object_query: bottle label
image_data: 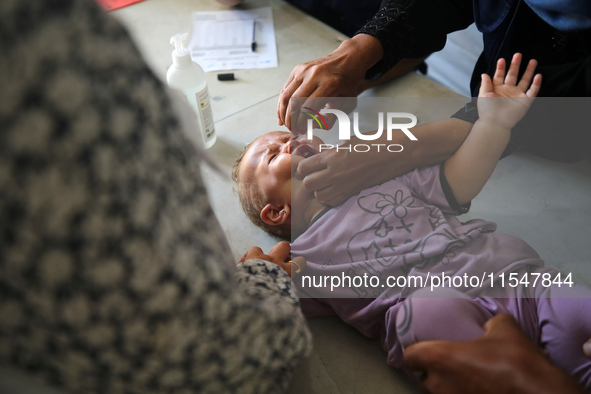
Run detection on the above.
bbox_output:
[195,88,215,141]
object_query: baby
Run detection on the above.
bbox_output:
[233,55,591,389]
[232,131,323,240]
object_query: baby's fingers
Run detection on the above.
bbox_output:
[504,53,522,86]
[517,59,538,91]
[526,73,542,98]
[479,73,494,96]
[584,339,591,357]
[492,57,506,85]
[238,246,264,264]
[268,241,291,261]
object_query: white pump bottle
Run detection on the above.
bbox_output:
[166,33,216,149]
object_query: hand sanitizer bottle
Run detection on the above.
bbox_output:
[167,33,216,149]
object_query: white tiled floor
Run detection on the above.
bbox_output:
[467,153,591,288]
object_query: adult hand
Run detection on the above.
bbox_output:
[277,34,383,133]
[403,314,584,394]
[295,143,403,206]
[238,241,306,277]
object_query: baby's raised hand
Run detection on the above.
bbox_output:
[477,53,542,130]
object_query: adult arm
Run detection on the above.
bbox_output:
[358,0,474,81]
[278,0,474,131]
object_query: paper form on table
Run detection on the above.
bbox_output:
[188,7,277,72]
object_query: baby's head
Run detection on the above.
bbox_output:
[232,131,320,240]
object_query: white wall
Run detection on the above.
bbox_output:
[424,23,483,97]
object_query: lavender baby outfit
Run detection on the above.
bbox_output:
[291,164,591,389]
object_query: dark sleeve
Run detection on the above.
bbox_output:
[356,0,475,80]
[452,99,479,124]
[439,164,471,214]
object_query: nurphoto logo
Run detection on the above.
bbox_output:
[305,108,419,153]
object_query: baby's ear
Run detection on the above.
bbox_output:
[261,204,290,226]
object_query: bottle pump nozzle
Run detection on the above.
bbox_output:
[171,33,189,55]
[170,33,191,67]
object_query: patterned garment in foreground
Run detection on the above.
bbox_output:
[0,1,311,393]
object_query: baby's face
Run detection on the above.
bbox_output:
[238,130,321,220]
